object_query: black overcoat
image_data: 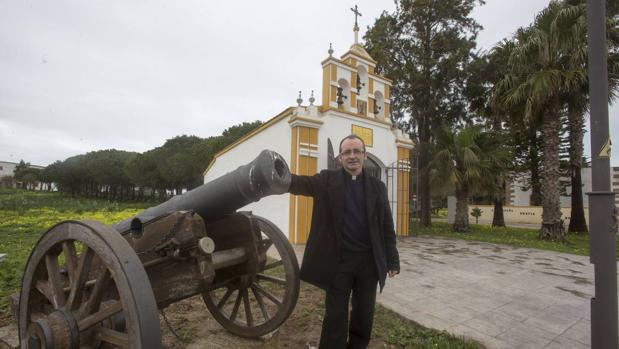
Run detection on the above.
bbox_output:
[289,169,400,292]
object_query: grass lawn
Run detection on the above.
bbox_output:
[0,189,150,326]
[412,221,619,258]
[0,189,484,348]
[372,304,482,348]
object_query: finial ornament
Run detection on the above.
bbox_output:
[351,5,362,43]
[328,43,334,56]
[351,5,362,29]
[309,90,315,106]
[296,91,303,106]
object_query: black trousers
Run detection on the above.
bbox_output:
[319,251,378,349]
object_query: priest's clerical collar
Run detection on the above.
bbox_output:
[343,169,364,181]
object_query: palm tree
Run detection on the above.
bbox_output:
[484,40,518,227]
[495,1,585,240]
[428,125,509,232]
[553,0,619,233]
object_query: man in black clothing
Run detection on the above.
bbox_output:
[288,135,400,349]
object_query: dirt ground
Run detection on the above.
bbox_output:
[159,282,389,349]
[1,282,392,349]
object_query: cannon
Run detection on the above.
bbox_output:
[16,150,299,348]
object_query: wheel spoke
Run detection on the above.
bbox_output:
[263,260,283,270]
[35,281,53,304]
[251,285,270,321]
[45,254,66,309]
[260,238,273,252]
[62,241,78,285]
[65,246,94,310]
[252,283,282,306]
[84,267,111,315]
[229,291,242,322]
[95,327,129,348]
[216,288,233,311]
[256,273,286,286]
[78,300,122,331]
[242,288,253,327]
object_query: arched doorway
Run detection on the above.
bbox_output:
[363,153,382,180]
[329,153,383,180]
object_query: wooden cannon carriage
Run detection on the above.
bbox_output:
[16,150,299,348]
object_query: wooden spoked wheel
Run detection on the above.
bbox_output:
[18,220,161,349]
[202,215,300,338]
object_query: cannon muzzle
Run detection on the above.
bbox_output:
[113,149,291,234]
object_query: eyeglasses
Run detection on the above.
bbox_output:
[340,149,365,157]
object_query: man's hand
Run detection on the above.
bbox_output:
[388,270,399,278]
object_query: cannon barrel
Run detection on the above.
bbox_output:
[113,149,291,234]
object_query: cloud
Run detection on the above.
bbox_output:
[1,0,617,167]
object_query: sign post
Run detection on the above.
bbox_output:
[586,1,618,347]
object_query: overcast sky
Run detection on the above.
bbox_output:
[1,0,617,167]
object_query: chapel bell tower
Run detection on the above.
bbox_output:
[320,5,392,122]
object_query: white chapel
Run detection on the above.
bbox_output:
[203,16,414,244]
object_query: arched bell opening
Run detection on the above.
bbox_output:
[337,79,351,111]
[374,91,385,119]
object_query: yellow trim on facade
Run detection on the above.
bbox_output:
[289,127,298,241]
[330,64,337,81]
[323,56,368,71]
[396,147,411,236]
[368,78,374,94]
[288,115,324,126]
[321,56,392,84]
[385,85,390,100]
[322,66,330,108]
[368,71,393,84]
[289,126,318,244]
[289,126,298,243]
[368,98,375,117]
[321,106,393,127]
[203,107,294,177]
[309,127,318,145]
[351,125,373,147]
[341,51,378,64]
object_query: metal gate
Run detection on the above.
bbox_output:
[384,151,419,235]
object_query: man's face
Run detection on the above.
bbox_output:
[339,138,367,176]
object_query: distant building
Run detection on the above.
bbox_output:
[0,161,18,178]
[507,167,619,210]
[0,160,45,189]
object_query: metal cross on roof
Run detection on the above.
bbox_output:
[351,5,362,27]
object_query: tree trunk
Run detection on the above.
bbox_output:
[539,100,566,240]
[492,116,506,227]
[567,102,588,233]
[492,178,506,227]
[453,185,469,232]
[418,136,432,227]
[529,128,543,206]
[569,168,588,233]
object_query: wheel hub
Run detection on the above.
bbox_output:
[239,274,254,289]
[26,309,79,349]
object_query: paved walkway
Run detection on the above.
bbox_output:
[295,236,604,349]
[378,236,600,348]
